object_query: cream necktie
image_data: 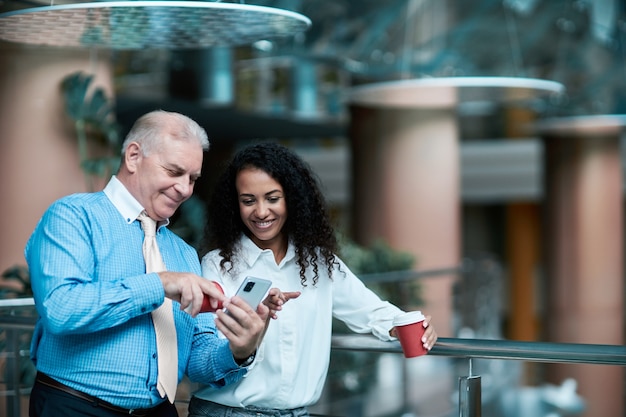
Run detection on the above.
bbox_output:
[138,212,178,403]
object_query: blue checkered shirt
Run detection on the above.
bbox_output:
[25,177,246,409]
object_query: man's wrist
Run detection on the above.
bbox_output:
[234,350,256,367]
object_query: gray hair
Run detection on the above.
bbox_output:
[121,110,210,156]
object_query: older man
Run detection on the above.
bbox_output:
[26,110,267,417]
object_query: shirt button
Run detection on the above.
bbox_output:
[141,307,147,313]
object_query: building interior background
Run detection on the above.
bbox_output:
[0,0,625,416]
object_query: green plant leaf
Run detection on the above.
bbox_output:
[61,71,122,189]
[61,72,93,120]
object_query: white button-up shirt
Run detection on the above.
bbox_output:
[195,235,403,409]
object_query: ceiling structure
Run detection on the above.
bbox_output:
[246,0,626,116]
[1,0,625,206]
[0,1,312,49]
[132,0,625,139]
[1,0,625,138]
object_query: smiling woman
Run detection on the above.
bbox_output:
[235,167,288,264]
[194,141,437,417]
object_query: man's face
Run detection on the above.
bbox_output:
[133,138,203,221]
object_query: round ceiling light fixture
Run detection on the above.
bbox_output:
[0,1,311,50]
[348,77,565,109]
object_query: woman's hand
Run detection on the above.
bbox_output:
[390,314,438,351]
[263,288,301,319]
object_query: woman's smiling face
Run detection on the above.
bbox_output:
[236,167,288,251]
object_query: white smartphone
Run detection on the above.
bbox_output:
[224,276,272,315]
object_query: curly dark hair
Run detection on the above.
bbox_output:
[201,142,341,286]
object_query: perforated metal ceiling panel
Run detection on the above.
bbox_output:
[0,1,311,49]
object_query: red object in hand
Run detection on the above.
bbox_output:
[392,311,428,358]
[200,281,225,312]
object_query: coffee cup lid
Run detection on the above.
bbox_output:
[392,310,425,326]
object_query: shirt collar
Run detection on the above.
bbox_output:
[239,234,295,267]
[103,176,170,228]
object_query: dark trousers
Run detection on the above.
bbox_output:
[29,374,178,417]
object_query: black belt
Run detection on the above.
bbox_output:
[190,398,309,417]
[35,372,164,417]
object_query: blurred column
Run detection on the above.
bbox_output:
[504,107,542,386]
[169,47,233,105]
[348,77,562,337]
[290,57,318,118]
[0,42,113,273]
[199,46,233,106]
[349,103,459,336]
[537,115,625,417]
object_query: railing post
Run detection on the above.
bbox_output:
[458,358,481,417]
[6,326,20,417]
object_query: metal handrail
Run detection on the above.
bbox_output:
[331,334,625,417]
[331,334,626,366]
[358,265,463,284]
[0,298,34,307]
[3,297,626,417]
[7,297,619,366]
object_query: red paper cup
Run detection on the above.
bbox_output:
[393,311,427,358]
[200,281,225,313]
